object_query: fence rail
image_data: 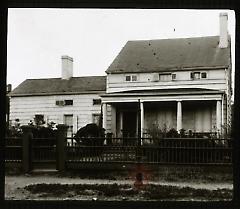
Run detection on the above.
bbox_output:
[5,133,233,173]
[5,137,22,162]
[66,137,232,165]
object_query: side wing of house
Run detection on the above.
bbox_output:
[8,75,106,137]
[9,94,102,136]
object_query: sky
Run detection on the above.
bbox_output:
[7,9,235,90]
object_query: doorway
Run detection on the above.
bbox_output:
[122,111,137,137]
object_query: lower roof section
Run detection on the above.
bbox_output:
[101,88,224,103]
[9,76,106,97]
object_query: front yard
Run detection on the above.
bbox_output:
[5,168,233,201]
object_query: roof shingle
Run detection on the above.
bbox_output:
[9,76,106,96]
[106,36,231,74]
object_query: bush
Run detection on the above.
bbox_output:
[74,123,105,145]
[166,128,179,138]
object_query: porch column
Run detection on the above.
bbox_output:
[216,100,222,132]
[140,102,144,138]
[177,101,182,132]
[111,105,116,137]
[119,111,123,136]
[102,103,107,131]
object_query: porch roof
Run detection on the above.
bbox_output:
[101,88,224,97]
[101,88,224,103]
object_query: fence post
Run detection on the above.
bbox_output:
[56,124,68,172]
[21,125,33,173]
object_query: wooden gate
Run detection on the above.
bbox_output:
[31,137,57,170]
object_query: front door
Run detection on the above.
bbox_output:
[122,111,137,137]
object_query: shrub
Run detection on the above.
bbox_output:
[166,128,179,138]
[74,123,105,146]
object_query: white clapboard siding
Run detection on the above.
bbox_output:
[9,94,102,133]
[107,69,228,93]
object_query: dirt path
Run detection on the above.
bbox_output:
[5,174,233,200]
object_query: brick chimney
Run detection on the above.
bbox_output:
[219,12,228,48]
[6,84,12,93]
[61,55,73,80]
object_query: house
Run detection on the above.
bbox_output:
[101,12,232,138]
[9,13,232,139]
[8,56,106,137]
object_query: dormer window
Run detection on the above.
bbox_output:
[125,75,138,82]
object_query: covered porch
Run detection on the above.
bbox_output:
[101,89,226,138]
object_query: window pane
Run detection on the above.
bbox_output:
[160,74,171,81]
[93,114,101,126]
[64,115,73,137]
[65,100,73,105]
[34,114,44,125]
[172,74,176,80]
[126,76,131,81]
[132,75,137,81]
[190,72,194,79]
[194,72,200,79]
[93,99,101,105]
[201,72,207,78]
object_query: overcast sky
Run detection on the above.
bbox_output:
[7,9,235,90]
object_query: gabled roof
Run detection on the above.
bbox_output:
[106,36,231,74]
[9,76,106,97]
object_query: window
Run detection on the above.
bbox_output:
[190,72,201,80]
[201,72,207,79]
[65,100,73,106]
[125,75,138,82]
[56,100,65,106]
[64,114,73,137]
[56,100,73,106]
[159,73,172,81]
[132,75,137,81]
[92,114,101,126]
[34,114,45,125]
[191,72,207,80]
[125,75,131,81]
[93,99,101,105]
[172,73,177,80]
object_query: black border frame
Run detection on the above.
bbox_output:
[1,1,239,209]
